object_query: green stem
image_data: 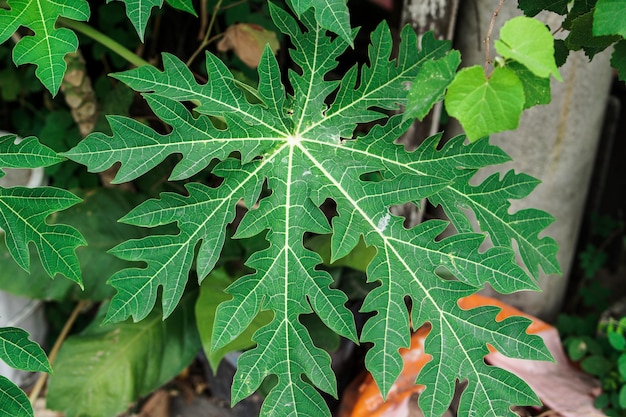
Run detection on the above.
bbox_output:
[58,18,151,68]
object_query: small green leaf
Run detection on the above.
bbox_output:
[593,0,626,37]
[46,292,201,417]
[0,327,50,373]
[618,353,626,378]
[611,40,626,82]
[196,268,272,372]
[0,376,33,417]
[495,16,562,80]
[567,336,590,361]
[517,0,570,16]
[445,65,525,141]
[581,355,613,376]
[620,384,626,408]
[0,0,90,95]
[609,330,626,351]
[596,392,610,408]
[506,61,551,109]
[403,50,460,121]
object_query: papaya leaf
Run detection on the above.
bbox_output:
[0,327,50,373]
[65,6,556,416]
[0,376,33,417]
[0,0,90,95]
[445,65,525,141]
[110,0,161,41]
[404,49,460,121]
[0,135,85,284]
[46,292,201,417]
[0,188,158,301]
[286,0,351,46]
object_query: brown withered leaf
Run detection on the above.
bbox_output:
[217,23,279,68]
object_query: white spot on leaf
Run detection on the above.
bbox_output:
[377,212,391,232]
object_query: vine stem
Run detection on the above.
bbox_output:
[187,0,224,66]
[58,18,151,68]
[28,301,89,405]
[485,0,506,70]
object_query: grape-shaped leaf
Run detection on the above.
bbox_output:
[65,6,555,416]
[593,0,626,37]
[0,135,85,284]
[0,327,51,373]
[506,61,551,109]
[445,65,525,141]
[0,0,90,95]
[495,16,562,80]
[612,39,626,81]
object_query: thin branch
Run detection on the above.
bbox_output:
[29,301,89,404]
[485,0,506,70]
[187,0,224,66]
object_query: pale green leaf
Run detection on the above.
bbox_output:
[109,0,162,40]
[46,292,200,417]
[404,49,460,121]
[0,188,157,301]
[0,376,33,417]
[495,16,562,80]
[64,6,557,416]
[0,327,50,373]
[0,0,90,95]
[593,0,626,37]
[196,268,272,371]
[286,0,352,46]
[445,65,525,141]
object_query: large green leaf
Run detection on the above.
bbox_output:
[0,376,33,417]
[46,292,201,417]
[0,327,50,373]
[0,0,90,95]
[0,188,158,301]
[0,135,85,284]
[593,0,626,37]
[65,6,556,416]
